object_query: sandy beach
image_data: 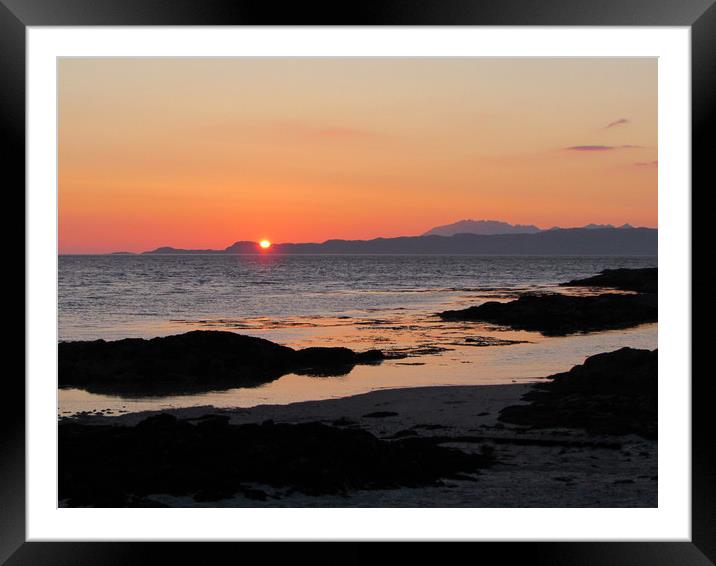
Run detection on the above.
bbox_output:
[65,382,657,508]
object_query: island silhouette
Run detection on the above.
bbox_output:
[135,226,656,256]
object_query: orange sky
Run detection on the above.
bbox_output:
[58,58,657,253]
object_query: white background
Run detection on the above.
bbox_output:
[26,27,691,541]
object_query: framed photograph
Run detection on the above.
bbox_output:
[5,0,709,563]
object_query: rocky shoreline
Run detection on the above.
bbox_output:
[439,267,657,335]
[59,413,494,507]
[59,347,657,508]
[499,347,657,439]
[560,267,657,294]
[57,267,659,507]
[439,292,656,335]
[59,330,384,396]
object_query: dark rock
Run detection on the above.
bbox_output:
[412,424,448,431]
[59,415,493,507]
[136,413,180,431]
[187,413,229,422]
[401,433,620,449]
[384,346,452,359]
[439,293,656,336]
[499,348,657,438]
[560,267,657,294]
[461,336,529,346]
[362,411,399,418]
[386,429,419,439]
[59,330,384,396]
[293,347,383,366]
[292,347,383,377]
[242,488,269,501]
[331,417,357,427]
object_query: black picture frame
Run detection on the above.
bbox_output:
[4,1,708,563]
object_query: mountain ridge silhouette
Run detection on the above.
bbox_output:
[139,227,657,256]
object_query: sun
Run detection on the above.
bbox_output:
[259,239,272,250]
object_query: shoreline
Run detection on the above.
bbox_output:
[62,382,656,508]
[70,382,534,426]
[57,267,659,508]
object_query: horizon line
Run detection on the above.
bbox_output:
[59,225,659,256]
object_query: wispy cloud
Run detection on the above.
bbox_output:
[634,160,658,167]
[564,144,642,152]
[605,118,630,129]
[565,145,615,152]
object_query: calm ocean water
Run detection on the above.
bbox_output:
[58,255,658,415]
[59,255,656,341]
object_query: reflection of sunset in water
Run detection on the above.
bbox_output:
[59,312,656,416]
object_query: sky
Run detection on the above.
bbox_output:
[58,58,657,253]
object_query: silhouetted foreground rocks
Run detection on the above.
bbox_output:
[439,292,656,336]
[560,267,657,293]
[59,330,384,396]
[439,267,657,335]
[499,348,657,438]
[59,414,494,506]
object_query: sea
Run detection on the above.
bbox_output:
[58,255,658,416]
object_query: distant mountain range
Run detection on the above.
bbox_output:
[567,223,635,231]
[140,226,657,256]
[423,219,541,237]
[423,219,637,237]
